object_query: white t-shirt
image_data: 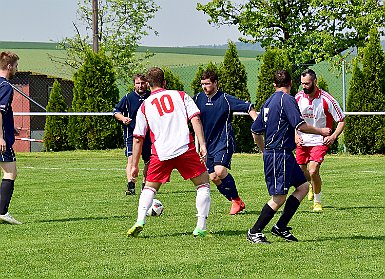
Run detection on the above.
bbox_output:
[295,88,345,146]
[134,88,200,161]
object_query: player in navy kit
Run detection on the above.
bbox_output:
[113,74,151,195]
[246,70,331,244]
[0,51,22,225]
[194,70,257,215]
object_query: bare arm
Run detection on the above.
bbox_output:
[131,137,144,179]
[252,133,265,152]
[248,108,258,121]
[0,113,5,153]
[297,123,331,137]
[190,115,207,161]
[324,120,346,146]
[114,112,131,125]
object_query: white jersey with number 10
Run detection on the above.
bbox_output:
[134,88,200,161]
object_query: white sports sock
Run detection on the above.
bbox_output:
[196,183,211,230]
[137,186,156,224]
[314,192,322,203]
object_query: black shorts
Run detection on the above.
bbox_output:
[0,147,16,162]
[263,149,306,195]
[124,133,151,162]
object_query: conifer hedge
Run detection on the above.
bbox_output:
[68,50,122,150]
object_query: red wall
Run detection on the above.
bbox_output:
[12,84,31,152]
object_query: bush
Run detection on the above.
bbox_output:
[345,29,385,154]
[68,50,122,150]
[43,80,70,151]
[255,48,291,110]
[220,41,254,153]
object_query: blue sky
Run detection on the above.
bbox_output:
[2,0,243,47]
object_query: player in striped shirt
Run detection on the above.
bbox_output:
[295,69,345,212]
[127,67,211,238]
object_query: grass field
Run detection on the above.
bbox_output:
[0,151,384,278]
[1,41,350,104]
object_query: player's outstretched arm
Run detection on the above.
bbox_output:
[131,137,144,179]
[190,116,207,161]
[252,133,265,152]
[298,123,331,137]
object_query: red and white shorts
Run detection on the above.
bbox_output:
[295,145,329,165]
[146,146,207,183]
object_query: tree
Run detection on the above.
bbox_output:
[255,48,291,110]
[56,0,159,89]
[197,0,385,65]
[68,50,122,150]
[220,41,254,152]
[43,80,70,151]
[190,62,221,94]
[345,28,385,154]
[163,67,184,91]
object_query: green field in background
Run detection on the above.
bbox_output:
[1,41,349,104]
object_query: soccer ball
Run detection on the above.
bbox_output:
[146,199,164,216]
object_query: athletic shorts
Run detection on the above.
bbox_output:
[295,145,329,165]
[263,149,307,196]
[146,146,207,183]
[125,133,151,162]
[206,149,233,174]
[0,147,16,162]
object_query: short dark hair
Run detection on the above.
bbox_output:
[301,68,317,81]
[132,73,146,83]
[146,67,164,87]
[274,70,291,87]
[0,51,19,70]
[201,70,218,83]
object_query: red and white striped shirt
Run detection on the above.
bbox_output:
[134,88,200,161]
[295,88,345,146]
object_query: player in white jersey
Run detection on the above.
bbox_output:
[127,67,211,237]
[295,69,345,212]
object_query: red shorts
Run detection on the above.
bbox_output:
[146,147,207,183]
[295,145,329,165]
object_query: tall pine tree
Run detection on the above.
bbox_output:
[255,48,291,111]
[220,41,254,153]
[345,28,385,154]
[344,29,385,154]
[68,50,122,150]
[43,80,69,151]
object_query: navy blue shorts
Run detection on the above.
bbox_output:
[263,149,306,196]
[124,133,151,162]
[206,149,233,174]
[0,147,16,162]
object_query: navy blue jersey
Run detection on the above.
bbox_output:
[0,78,15,146]
[193,90,253,154]
[251,91,305,151]
[113,90,151,138]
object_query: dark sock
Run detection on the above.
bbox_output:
[127,181,135,190]
[250,203,276,233]
[0,179,15,215]
[216,183,232,201]
[221,173,239,200]
[276,195,300,229]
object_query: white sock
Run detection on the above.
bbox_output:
[196,183,211,230]
[137,186,156,224]
[314,192,322,203]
